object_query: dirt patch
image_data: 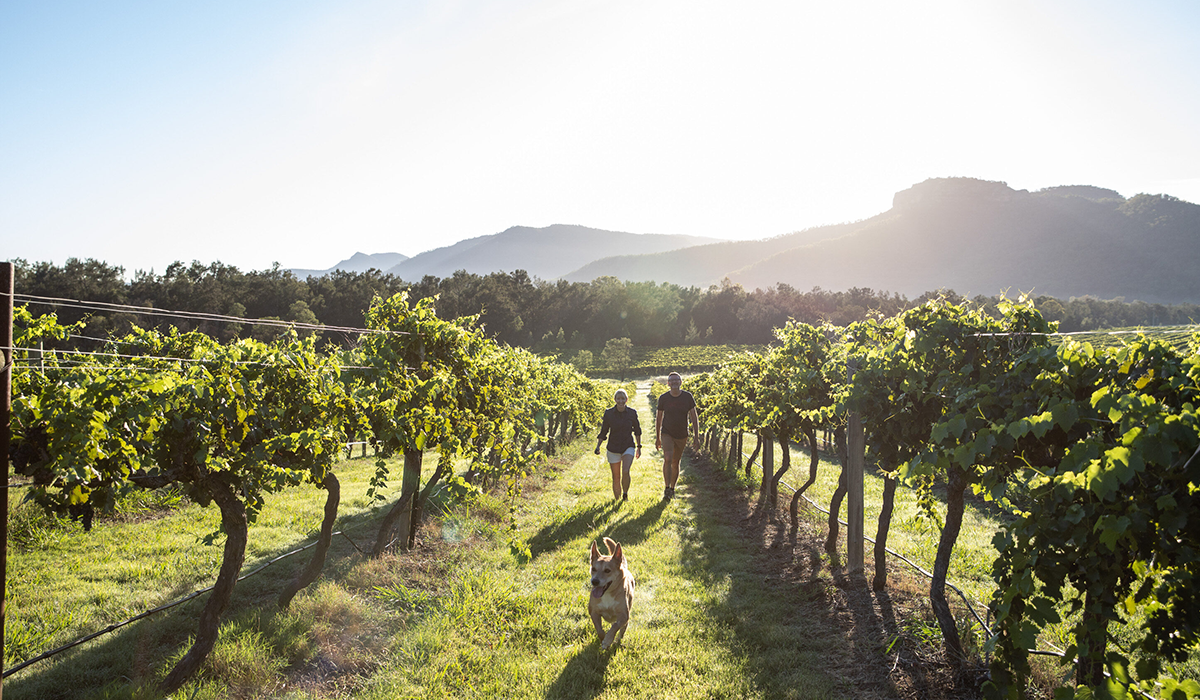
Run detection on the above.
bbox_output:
[686,448,985,700]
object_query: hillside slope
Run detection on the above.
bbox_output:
[292,252,409,278]
[387,224,722,281]
[566,178,1200,303]
[729,179,1200,302]
[562,221,866,286]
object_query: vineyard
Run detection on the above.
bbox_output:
[2,285,614,695]
[581,343,764,378]
[4,276,1200,698]
[1050,325,1199,353]
[685,296,1200,699]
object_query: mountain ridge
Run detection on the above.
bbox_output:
[295,178,1200,304]
[292,252,409,278]
[383,224,723,281]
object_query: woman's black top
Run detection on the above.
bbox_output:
[597,406,642,454]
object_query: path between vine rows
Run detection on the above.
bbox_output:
[298,381,978,698]
[678,447,974,699]
[494,378,975,699]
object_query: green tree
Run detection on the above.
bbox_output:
[601,337,634,379]
[573,349,594,372]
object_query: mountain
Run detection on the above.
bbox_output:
[726,178,1200,303]
[561,222,864,286]
[292,252,409,278]
[296,178,1200,304]
[384,224,722,281]
[564,178,1200,304]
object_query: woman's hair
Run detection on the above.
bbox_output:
[614,389,628,402]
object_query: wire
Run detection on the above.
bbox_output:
[974,326,1200,338]
[3,345,391,372]
[1,531,354,679]
[775,476,994,636]
[13,293,409,336]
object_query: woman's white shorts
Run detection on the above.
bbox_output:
[606,446,636,464]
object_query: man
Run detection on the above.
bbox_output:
[654,372,698,500]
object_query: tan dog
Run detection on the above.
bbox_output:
[589,536,635,650]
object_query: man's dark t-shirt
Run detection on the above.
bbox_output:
[657,390,696,439]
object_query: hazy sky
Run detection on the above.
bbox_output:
[3,0,1198,274]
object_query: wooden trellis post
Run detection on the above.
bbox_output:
[846,362,865,575]
[2,261,13,699]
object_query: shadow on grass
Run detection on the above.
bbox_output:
[527,499,624,560]
[543,642,613,700]
[3,500,394,700]
[678,449,901,700]
[603,498,669,549]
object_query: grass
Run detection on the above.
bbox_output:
[5,454,412,699]
[9,405,1196,698]
[355,382,842,699]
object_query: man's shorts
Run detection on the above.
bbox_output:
[661,435,689,461]
[606,446,637,465]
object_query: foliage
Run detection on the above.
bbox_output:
[601,337,633,380]
[5,291,606,690]
[688,296,1200,697]
[571,349,593,372]
[985,334,1200,698]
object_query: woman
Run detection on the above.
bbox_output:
[594,388,642,500]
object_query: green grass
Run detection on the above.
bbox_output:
[5,455,411,699]
[356,382,841,699]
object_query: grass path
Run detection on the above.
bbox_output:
[358,382,862,699]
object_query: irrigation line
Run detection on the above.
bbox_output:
[3,531,351,678]
[774,477,993,636]
[726,438,994,631]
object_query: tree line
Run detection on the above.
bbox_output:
[13,258,1200,352]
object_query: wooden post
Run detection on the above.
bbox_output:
[760,431,774,495]
[1,261,13,698]
[846,362,865,575]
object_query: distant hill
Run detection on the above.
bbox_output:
[384,224,722,281]
[726,178,1200,303]
[296,178,1200,304]
[564,178,1200,304]
[561,222,864,286]
[292,252,408,278]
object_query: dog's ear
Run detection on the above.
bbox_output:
[591,540,600,560]
[613,543,624,564]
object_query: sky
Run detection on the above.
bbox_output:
[3,0,1199,274]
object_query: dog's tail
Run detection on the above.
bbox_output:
[603,536,618,556]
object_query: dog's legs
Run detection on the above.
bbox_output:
[591,609,606,643]
[601,613,628,650]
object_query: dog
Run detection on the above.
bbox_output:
[589,536,635,650]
